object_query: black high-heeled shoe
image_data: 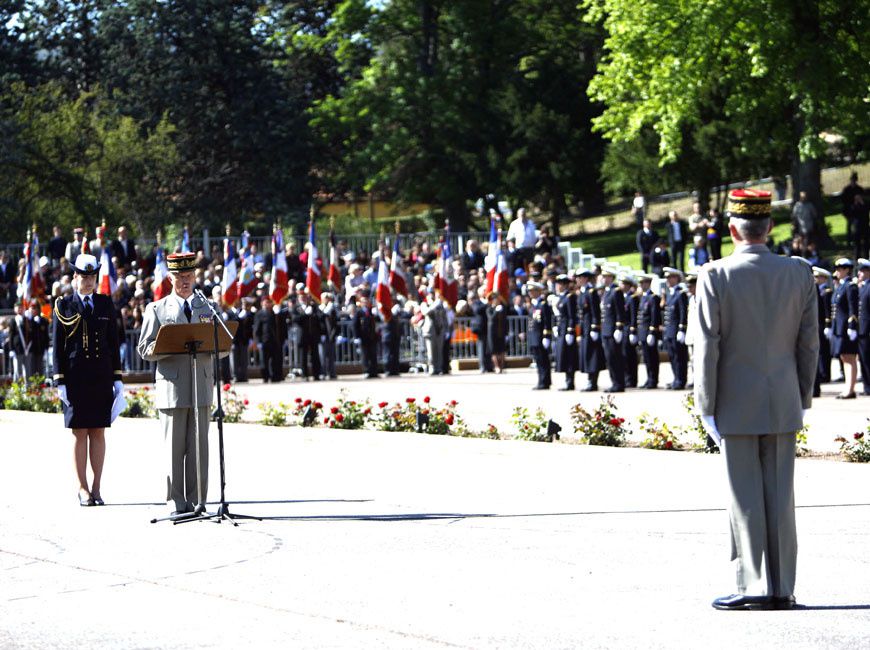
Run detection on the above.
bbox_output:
[92,496,105,506]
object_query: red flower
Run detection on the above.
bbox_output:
[295,397,302,403]
[609,418,620,426]
[449,400,458,406]
[243,399,249,406]
[330,406,339,414]
[665,440,673,450]
[303,399,312,406]
[142,386,150,391]
[314,401,323,409]
[378,401,388,408]
[223,383,231,391]
[423,396,431,403]
[445,414,454,425]
[335,413,344,422]
[364,408,371,415]
[854,432,864,440]
[617,418,625,425]
[323,417,329,424]
[406,397,416,404]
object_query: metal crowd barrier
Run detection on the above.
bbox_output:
[0,315,530,380]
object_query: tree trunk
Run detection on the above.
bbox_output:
[791,155,829,244]
[443,199,470,232]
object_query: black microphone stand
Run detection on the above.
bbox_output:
[174,290,261,526]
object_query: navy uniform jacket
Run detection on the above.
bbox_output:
[831,281,859,336]
[600,284,626,337]
[470,300,488,339]
[527,298,552,349]
[857,282,869,337]
[637,290,662,340]
[353,307,378,344]
[52,293,122,428]
[554,291,579,372]
[818,283,833,332]
[624,291,640,337]
[253,308,287,345]
[663,287,688,339]
[293,304,323,345]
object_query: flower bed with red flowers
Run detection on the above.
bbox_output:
[121,385,156,418]
[570,396,628,447]
[323,390,371,429]
[221,383,249,423]
[1,375,61,413]
[835,420,870,462]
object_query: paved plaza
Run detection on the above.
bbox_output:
[2,368,870,649]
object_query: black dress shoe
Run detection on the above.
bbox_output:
[711,594,772,610]
[581,385,597,392]
[771,595,796,610]
[836,392,856,399]
[604,387,625,393]
[558,385,574,391]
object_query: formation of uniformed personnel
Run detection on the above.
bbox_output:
[830,257,860,399]
[636,273,662,388]
[576,269,605,391]
[662,267,689,390]
[553,274,579,390]
[527,281,552,390]
[620,275,640,389]
[137,251,226,516]
[857,258,870,396]
[53,254,123,507]
[599,268,626,393]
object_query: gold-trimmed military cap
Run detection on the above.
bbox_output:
[166,252,198,272]
[726,189,772,220]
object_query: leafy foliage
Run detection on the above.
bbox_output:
[1,376,61,413]
[511,406,554,443]
[570,396,627,447]
[121,386,156,418]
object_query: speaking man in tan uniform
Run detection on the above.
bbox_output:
[138,252,219,516]
[694,189,818,611]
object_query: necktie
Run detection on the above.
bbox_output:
[183,300,192,322]
[84,296,92,316]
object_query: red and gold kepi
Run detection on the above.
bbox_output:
[726,189,772,220]
[166,252,198,273]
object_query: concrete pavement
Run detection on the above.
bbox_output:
[1,370,870,649]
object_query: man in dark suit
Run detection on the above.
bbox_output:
[110,226,137,270]
[527,282,552,390]
[47,226,67,264]
[293,289,322,381]
[553,275,579,390]
[620,275,640,388]
[812,267,833,395]
[25,302,50,378]
[600,268,626,392]
[353,295,379,378]
[576,269,605,391]
[0,250,17,309]
[231,298,254,382]
[253,295,286,382]
[635,219,659,274]
[470,288,493,372]
[666,211,690,271]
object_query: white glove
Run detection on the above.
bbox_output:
[823,327,831,338]
[320,335,327,343]
[590,331,599,341]
[336,335,347,345]
[57,385,69,406]
[848,329,857,341]
[700,414,721,446]
[542,337,550,349]
[629,334,637,345]
[565,334,575,345]
[613,330,623,344]
[677,331,685,344]
[353,338,361,346]
[272,305,281,314]
[113,380,124,398]
[304,306,313,315]
[646,334,655,346]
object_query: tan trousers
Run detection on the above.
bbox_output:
[722,433,797,597]
[160,407,210,512]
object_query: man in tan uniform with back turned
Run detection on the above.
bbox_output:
[694,189,818,611]
[138,252,218,517]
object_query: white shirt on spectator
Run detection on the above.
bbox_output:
[507,216,537,249]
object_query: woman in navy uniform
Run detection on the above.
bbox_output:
[662,267,689,389]
[527,282,552,390]
[553,275,579,390]
[52,254,123,506]
[636,274,662,388]
[576,269,605,391]
[830,258,860,399]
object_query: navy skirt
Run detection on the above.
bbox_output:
[830,332,859,357]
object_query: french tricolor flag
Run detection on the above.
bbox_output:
[269,226,289,303]
[98,244,118,296]
[327,228,342,290]
[375,252,393,322]
[305,219,322,303]
[221,237,239,306]
[388,234,409,298]
[236,231,257,299]
[153,246,171,300]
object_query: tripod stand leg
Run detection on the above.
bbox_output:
[190,352,207,515]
